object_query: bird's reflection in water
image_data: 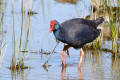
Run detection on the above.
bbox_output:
[61,64,83,80]
[78,68,83,80]
[61,65,66,80]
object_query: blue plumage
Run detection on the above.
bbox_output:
[53,17,104,49]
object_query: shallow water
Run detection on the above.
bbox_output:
[0,0,120,80]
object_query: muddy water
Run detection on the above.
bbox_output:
[0,0,120,80]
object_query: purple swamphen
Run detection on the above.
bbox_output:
[50,17,104,70]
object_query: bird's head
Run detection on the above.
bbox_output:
[50,20,60,32]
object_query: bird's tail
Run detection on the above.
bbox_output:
[95,16,104,26]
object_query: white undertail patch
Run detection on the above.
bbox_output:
[97,26,104,30]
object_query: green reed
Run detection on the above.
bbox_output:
[17,0,24,70]
[90,0,120,57]
[0,10,6,68]
[109,16,118,56]
[0,13,4,55]
[23,16,30,51]
[119,47,120,57]
[10,0,17,70]
[0,0,6,56]
[10,0,30,70]
[102,0,119,56]
[108,0,119,57]
[118,0,120,57]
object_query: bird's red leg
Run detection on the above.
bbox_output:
[61,45,71,66]
[67,49,70,58]
[78,48,84,71]
[61,51,66,65]
[64,45,70,58]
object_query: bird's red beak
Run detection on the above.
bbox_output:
[50,25,55,32]
[50,20,56,32]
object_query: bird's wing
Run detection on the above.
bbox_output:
[75,24,100,44]
[61,17,104,29]
[61,18,96,28]
[60,23,100,47]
